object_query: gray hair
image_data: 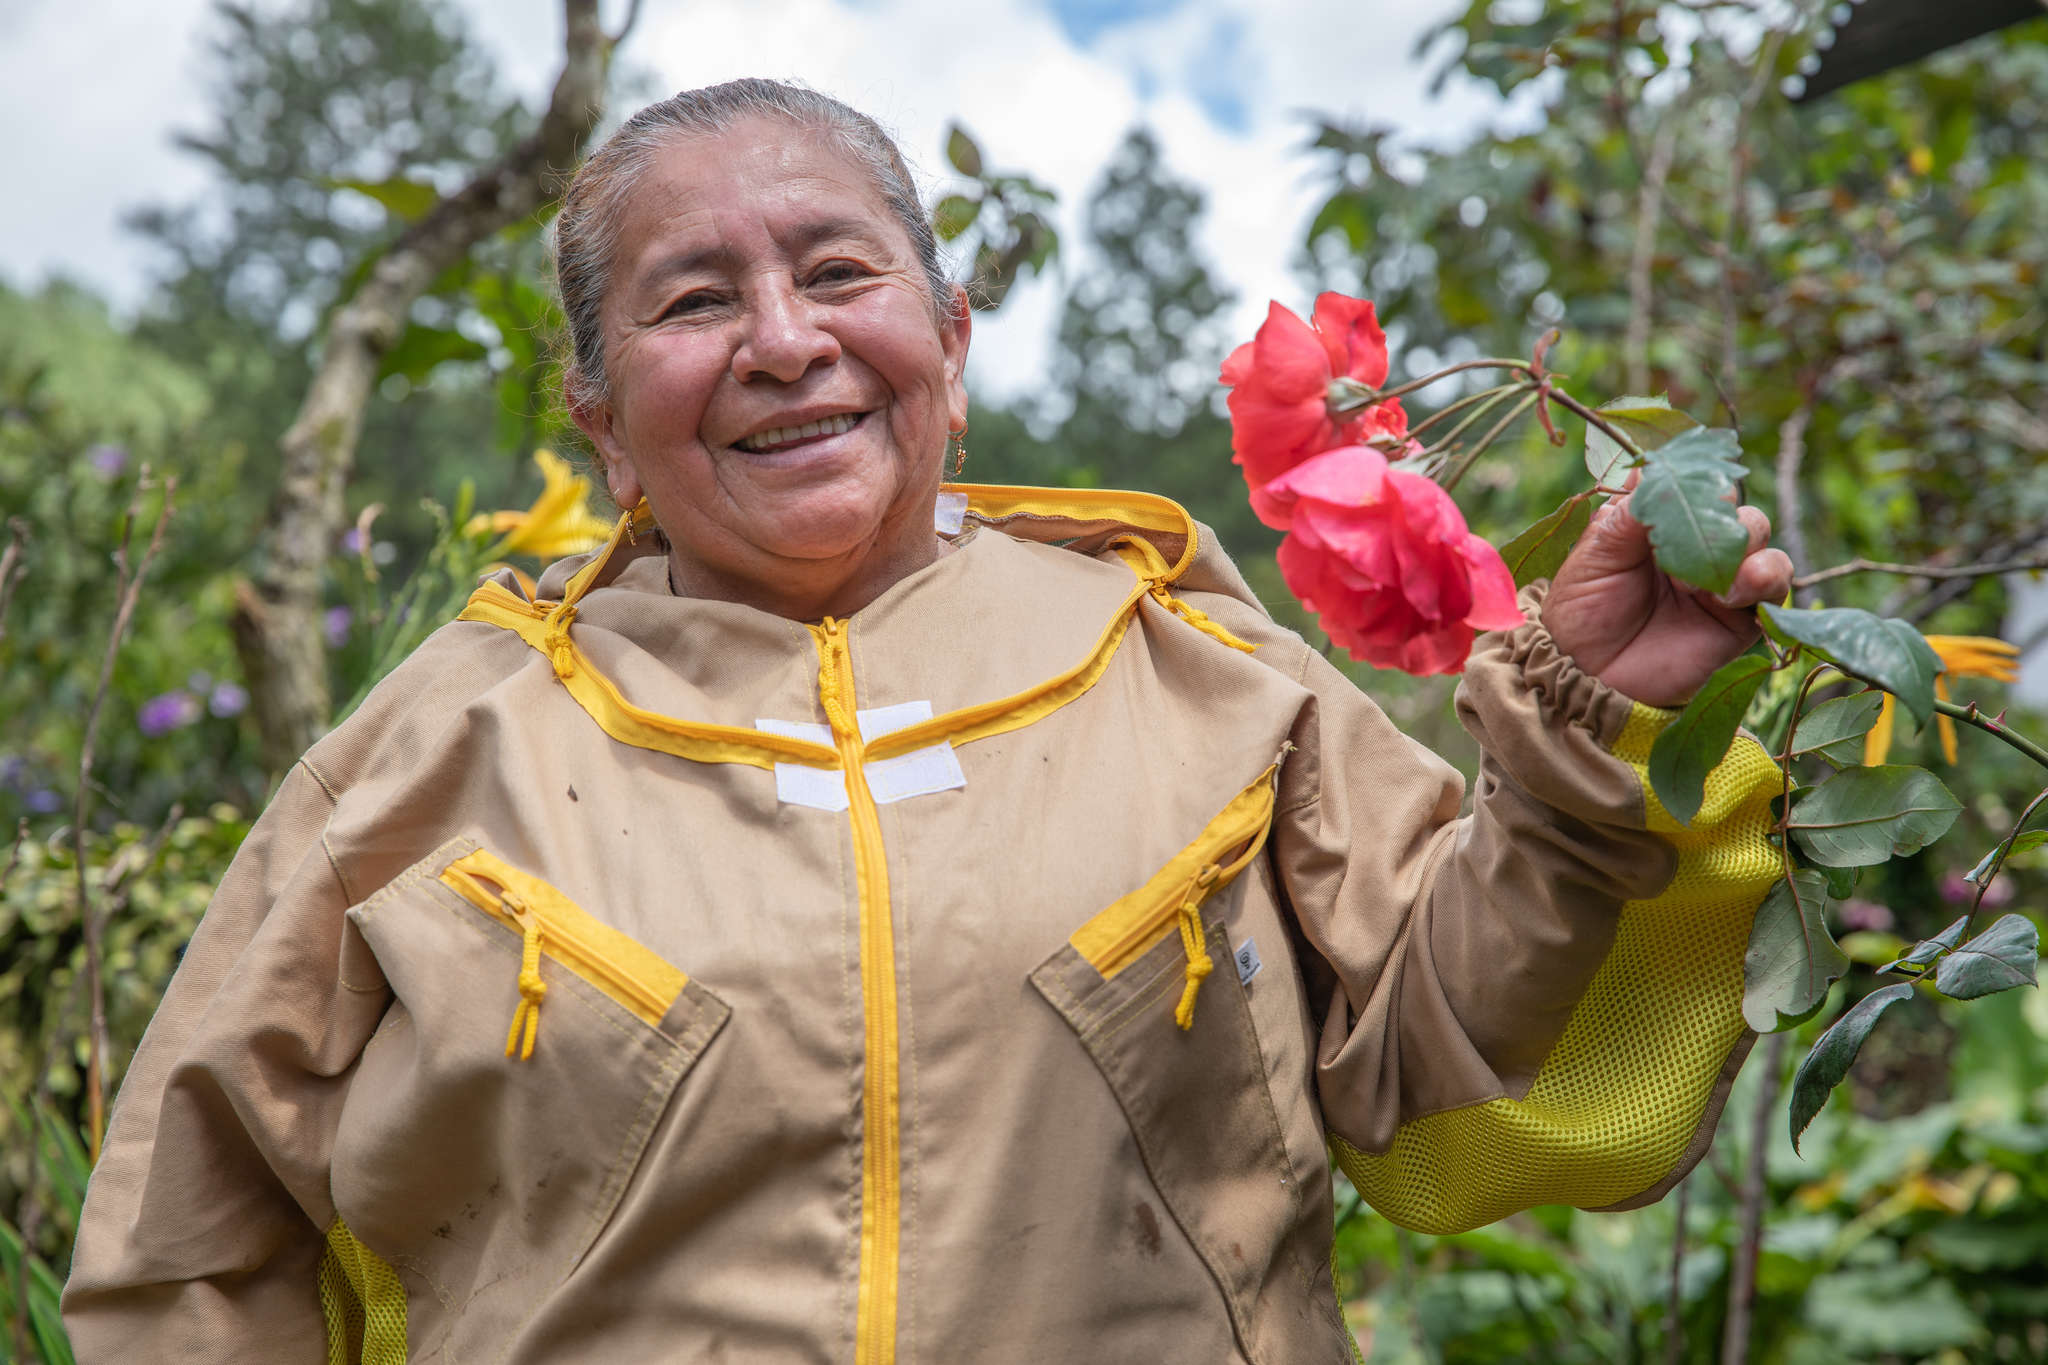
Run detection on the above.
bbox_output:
[553,78,956,412]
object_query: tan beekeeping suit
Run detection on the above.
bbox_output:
[64,486,1779,1364]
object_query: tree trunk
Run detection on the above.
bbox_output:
[235,0,613,774]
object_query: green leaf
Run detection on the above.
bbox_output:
[1498,493,1597,589]
[329,174,441,222]
[1650,652,1774,827]
[945,124,984,178]
[1879,914,1969,975]
[1628,426,1749,594]
[1582,394,1700,485]
[1824,864,1860,899]
[378,323,488,383]
[1743,869,1849,1031]
[1786,691,1887,766]
[1933,913,2040,1000]
[1758,606,1944,726]
[1789,982,1915,1153]
[932,193,980,242]
[1967,829,2048,884]
[1788,765,1963,867]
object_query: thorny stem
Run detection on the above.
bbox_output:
[1963,787,2048,939]
[1419,383,1534,459]
[1934,698,2048,773]
[72,471,177,1162]
[1404,382,1525,441]
[1441,390,1544,492]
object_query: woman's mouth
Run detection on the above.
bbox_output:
[734,412,865,454]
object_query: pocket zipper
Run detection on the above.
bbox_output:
[1070,758,1284,1029]
[437,849,688,1058]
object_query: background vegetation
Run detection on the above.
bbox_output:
[3,0,2044,1360]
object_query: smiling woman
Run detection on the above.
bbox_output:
[65,78,1792,1365]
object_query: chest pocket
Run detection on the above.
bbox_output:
[1029,762,1351,1364]
[333,838,728,1360]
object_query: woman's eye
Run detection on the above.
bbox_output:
[811,261,868,286]
[660,292,719,320]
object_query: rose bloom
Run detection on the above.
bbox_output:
[1219,293,1413,528]
[1262,446,1524,675]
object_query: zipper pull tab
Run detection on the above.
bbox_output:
[501,891,546,1060]
[1173,865,1221,1031]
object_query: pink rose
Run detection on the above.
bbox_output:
[1264,446,1525,675]
[1220,294,1412,529]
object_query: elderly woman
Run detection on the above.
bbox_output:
[66,80,1792,1363]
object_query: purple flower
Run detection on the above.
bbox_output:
[324,606,353,648]
[137,690,202,737]
[1838,899,1895,934]
[208,681,249,718]
[87,444,129,478]
[25,788,62,814]
[340,527,365,555]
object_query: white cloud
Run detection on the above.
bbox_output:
[1,0,1522,396]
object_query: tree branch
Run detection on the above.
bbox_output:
[1797,553,2048,591]
[73,472,177,1161]
[0,516,28,642]
[234,0,615,773]
[1721,1032,1787,1365]
[1626,123,1677,396]
[1773,396,1817,589]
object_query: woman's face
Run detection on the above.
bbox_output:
[572,119,970,615]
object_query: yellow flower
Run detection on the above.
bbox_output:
[1863,634,2020,766]
[468,450,613,559]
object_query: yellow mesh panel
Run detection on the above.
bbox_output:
[318,1218,408,1365]
[1334,703,1782,1234]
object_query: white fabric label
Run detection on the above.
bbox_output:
[933,490,970,535]
[756,701,966,811]
[1234,937,1263,987]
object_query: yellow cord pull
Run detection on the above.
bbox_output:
[503,894,546,1060]
[1173,866,1220,1030]
[542,603,578,680]
[1151,586,1257,654]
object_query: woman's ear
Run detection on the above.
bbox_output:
[941,284,972,431]
[567,380,642,507]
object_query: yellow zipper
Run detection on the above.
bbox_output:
[1069,761,1283,1026]
[810,617,902,1365]
[439,849,689,1052]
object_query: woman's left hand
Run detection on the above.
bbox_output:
[1541,491,1796,708]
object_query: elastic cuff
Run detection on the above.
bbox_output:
[1478,581,1645,749]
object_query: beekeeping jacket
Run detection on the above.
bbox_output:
[65,486,1781,1365]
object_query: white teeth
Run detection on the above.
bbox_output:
[738,413,859,451]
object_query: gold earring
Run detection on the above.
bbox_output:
[946,424,968,480]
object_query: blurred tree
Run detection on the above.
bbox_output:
[976,126,1273,560]
[1297,5,2048,607]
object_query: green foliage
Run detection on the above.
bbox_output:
[1931,913,2039,1000]
[1650,651,1773,827]
[1498,492,1595,589]
[1760,606,1945,725]
[1581,394,1698,486]
[1627,427,1750,594]
[1743,870,1847,1033]
[1788,765,1964,868]
[1790,984,1917,1151]
[1784,692,1886,766]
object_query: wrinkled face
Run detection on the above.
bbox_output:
[572,119,970,610]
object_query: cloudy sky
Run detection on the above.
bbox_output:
[1,0,1534,396]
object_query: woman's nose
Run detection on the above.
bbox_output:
[731,279,841,383]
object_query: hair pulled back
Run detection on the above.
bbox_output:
[553,78,954,412]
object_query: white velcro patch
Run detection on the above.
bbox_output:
[756,700,966,812]
[933,490,970,535]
